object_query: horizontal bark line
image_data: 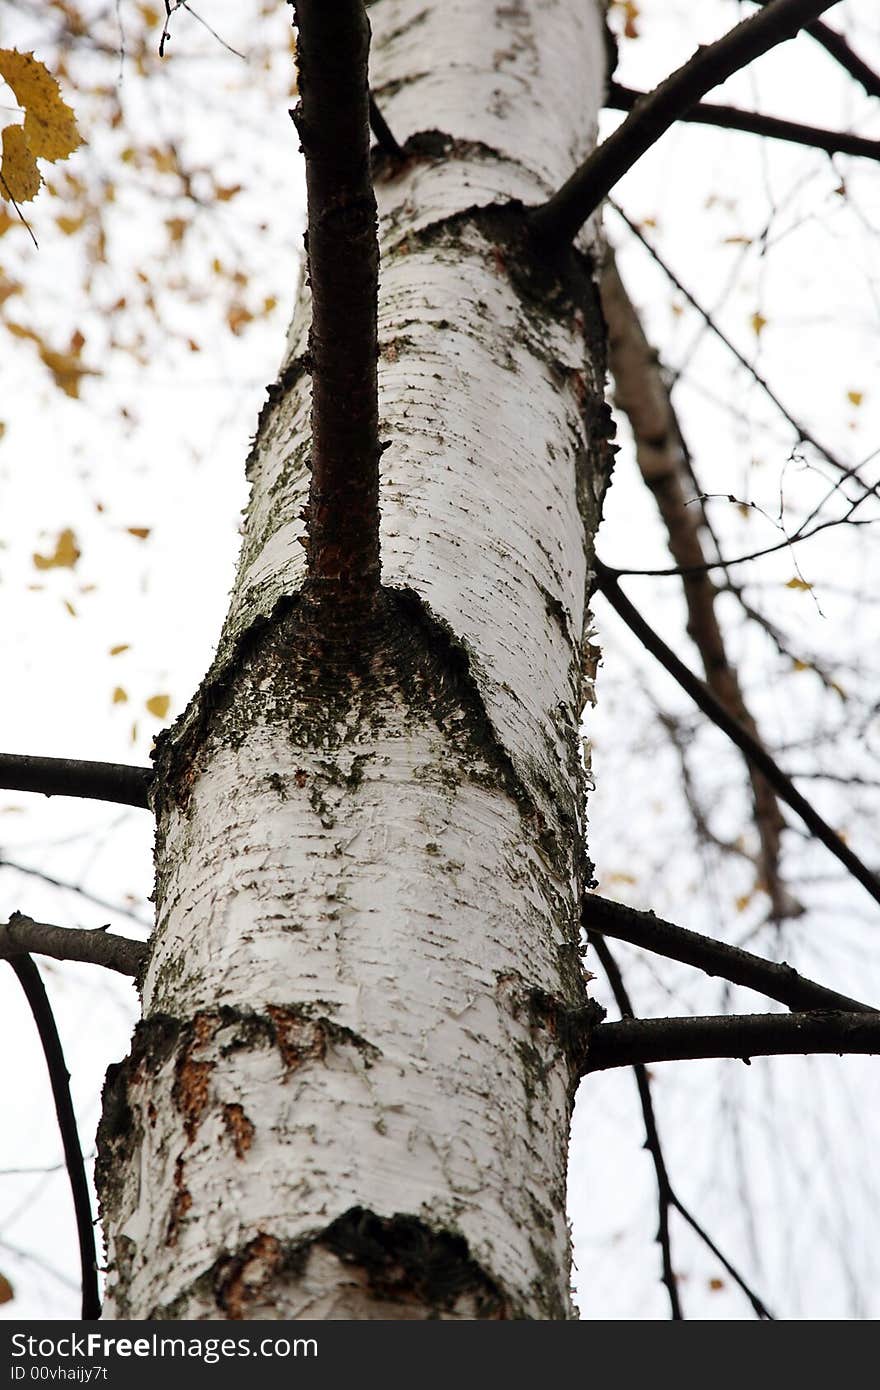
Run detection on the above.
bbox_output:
[585,1010,880,1071]
[585,895,877,1015]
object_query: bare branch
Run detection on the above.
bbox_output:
[593,559,880,911]
[589,932,773,1318]
[746,0,880,98]
[589,932,683,1317]
[611,205,880,503]
[586,895,877,1015]
[606,82,880,162]
[0,857,151,927]
[600,253,793,918]
[369,93,404,160]
[0,753,151,808]
[1,912,146,978]
[530,0,842,246]
[7,955,100,1319]
[586,1010,880,1072]
[291,1,381,594]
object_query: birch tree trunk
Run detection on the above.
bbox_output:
[96,0,613,1320]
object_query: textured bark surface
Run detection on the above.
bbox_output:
[97,0,612,1320]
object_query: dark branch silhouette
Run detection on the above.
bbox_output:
[587,1010,880,1071]
[530,0,842,246]
[747,0,880,98]
[606,82,880,162]
[586,896,877,1015]
[0,753,151,808]
[369,93,404,160]
[589,932,773,1318]
[1,912,146,978]
[7,955,100,1319]
[291,1,382,592]
[593,559,880,910]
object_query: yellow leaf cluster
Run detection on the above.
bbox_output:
[6,322,98,397]
[0,50,82,203]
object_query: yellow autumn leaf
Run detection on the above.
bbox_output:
[847,390,863,407]
[56,212,85,235]
[750,311,768,337]
[6,321,98,397]
[112,686,128,704]
[62,598,77,617]
[1,124,40,202]
[0,50,81,159]
[146,694,170,719]
[785,577,812,592]
[126,526,151,539]
[109,643,130,656]
[33,527,80,570]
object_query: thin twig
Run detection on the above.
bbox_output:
[606,83,880,162]
[587,1010,880,1071]
[0,753,151,808]
[1,912,146,978]
[586,895,877,1015]
[600,252,793,917]
[7,956,100,1319]
[291,1,381,594]
[369,93,404,160]
[530,0,842,246]
[588,932,682,1317]
[611,205,880,503]
[590,932,774,1317]
[0,857,151,926]
[593,559,880,911]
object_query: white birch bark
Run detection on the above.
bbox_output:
[97,0,612,1320]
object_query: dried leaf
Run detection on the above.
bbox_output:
[109,643,130,656]
[750,311,768,337]
[33,527,80,570]
[0,1272,13,1304]
[1,124,40,201]
[112,686,128,704]
[146,693,170,719]
[785,577,812,592]
[126,526,151,540]
[0,50,81,161]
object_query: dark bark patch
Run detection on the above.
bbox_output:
[173,1013,219,1143]
[215,1233,284,1320]
[318,1208,510,1318]
[166,1156,192,1248]
[222,1103,255,1159]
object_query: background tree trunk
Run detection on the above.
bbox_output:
[96,0,613,1320]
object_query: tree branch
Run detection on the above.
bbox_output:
[593,558,880,911]
[291,1,381,593]
[1,912,146,978]
[530,0,842,246]
[586,1010,880,1072]
[589,932,682,1317]
[600,252,793,918]
[611,204,880,503]
[606,82,880,162]
[7,955,100,1319]
[0,753,151,808]
[586,895,877,1015]
[589,932,773,1317]
[369,92,404,160]
[747,0,880,98]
